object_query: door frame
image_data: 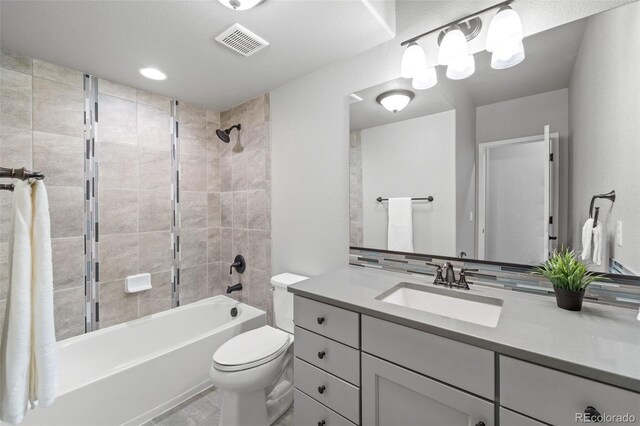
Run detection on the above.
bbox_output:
[477,132,559,261]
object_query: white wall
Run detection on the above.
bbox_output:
[568,2,640,274]
[271,2,627,277]
[360,111,457,255]
[476,89,569,247]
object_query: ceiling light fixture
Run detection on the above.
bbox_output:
[376,90,415,113]
[486,5,525,69]
[217,0,266,11]
[139,68,167,81]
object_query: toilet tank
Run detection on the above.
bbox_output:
[271,273,308,334]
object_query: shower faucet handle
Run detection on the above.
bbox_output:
[229,255,246,275]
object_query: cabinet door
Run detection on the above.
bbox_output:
[362,353,494,426]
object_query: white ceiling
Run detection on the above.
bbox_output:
[350,15,587,130]
[0,0,395,111]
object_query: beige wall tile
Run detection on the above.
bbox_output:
[207,192,221,227]
[220,192,232,227]
[138,271,171,317]
[138,231,171,274]
[33,59,83,87]
[48,186,84,238]
[1,51,32,74]
[179,102,206,141]
[33,77,83,137]
[138,104,170,151]
[33,131,83,187]
[220,156,232,192]
[54,287,85,340]
[98,79,137,102]
[247,230,270,272]
[181,228,207,268]
[206,141,221,192]
[247,189,267,230]
[139,147,170,190]
[139,190,170,232]
[137,89,171,113]
[100,142,138,189]
[179,153,207,191]
[99,280,138,328]
[99,94,137,144]
[221,228,232,265]
[100,189,138,234]
[208,227,221,263]
[207,262,223,296]
[181,191,207,229]
[100,233,138,282]
[1,68,32,130]
[0,242,8,300]
[231,152,248,191]
[0,126,32,170]
[232,191,247,229]
[52,237,84,290]
[232,228,247,259]
[180,265,208,305]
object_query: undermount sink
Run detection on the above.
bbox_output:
[376,282,503,327]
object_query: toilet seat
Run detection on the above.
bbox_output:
[213,326,291,372]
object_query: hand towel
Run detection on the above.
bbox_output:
[387,198,413,252]
[580,218,594,261]
[592,221,603,266]
[1,181,33,424]
[29,181,57,408]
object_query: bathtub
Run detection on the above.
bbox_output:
[21,295,265,426]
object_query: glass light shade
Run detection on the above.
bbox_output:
[217,0,265,10]
[446,54,475,80]
[412,67,438,90]
[401,42,427,79]
[486,6,524,52]
[438,27,468,65]
[139,68,167,81]
[376,90,415,113]
[491,40,525,69]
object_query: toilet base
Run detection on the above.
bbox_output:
[219,388,268,426]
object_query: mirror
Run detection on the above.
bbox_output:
[349,2,639,277]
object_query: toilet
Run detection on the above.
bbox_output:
[209,273,308,426]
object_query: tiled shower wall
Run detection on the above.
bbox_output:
[219,95,273,323]
[0,50,272,339]
[349,130,363,247]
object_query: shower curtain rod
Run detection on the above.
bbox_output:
[0,166,45,191]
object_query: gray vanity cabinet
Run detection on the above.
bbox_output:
[361,353,494,426]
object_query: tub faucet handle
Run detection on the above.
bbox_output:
[229,254,246,275]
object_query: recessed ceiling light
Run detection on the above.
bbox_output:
[217,0,266,11]
[139,68,167,81]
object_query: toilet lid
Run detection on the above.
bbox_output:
[213,326,290,371]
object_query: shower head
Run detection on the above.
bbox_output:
[216,124,242,143]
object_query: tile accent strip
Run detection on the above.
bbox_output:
[350,248,640,309]
[83,74,100,331]
[170,100,181,308]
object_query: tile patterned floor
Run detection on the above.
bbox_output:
[144,386,294,426]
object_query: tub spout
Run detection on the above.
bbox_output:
[227,283,242,294]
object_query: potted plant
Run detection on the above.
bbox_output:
[533,248,598,311]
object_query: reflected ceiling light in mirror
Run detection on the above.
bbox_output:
[412,66,437,90]
[401,42,427,78]
[437,26,469,66]
[486,5,525,69]
[217,0,266,10]
[139,68,167,81]
[376,89,415,113]
[446,54,475,80]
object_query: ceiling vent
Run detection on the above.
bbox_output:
[215,23,269,57]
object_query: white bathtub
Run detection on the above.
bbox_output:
[21,295,265,426]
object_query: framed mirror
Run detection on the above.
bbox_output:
[349,2,639,278]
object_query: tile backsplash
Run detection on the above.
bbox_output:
[350,247,640,309]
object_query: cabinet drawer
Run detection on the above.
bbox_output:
[294,326,360,385]
[362,353,494,426]
[294,358,360,424]
[294,388,356,426]
[499,408,546,426]
[501,356,640,426]
[361,315,494,399]
[294,296,359,348]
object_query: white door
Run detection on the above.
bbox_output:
[477,129,558,264]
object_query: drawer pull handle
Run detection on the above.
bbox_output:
[317,316,325,325]
[475,422,485,426]
[317,351,326,359]
[318,385,326,394]
[318,421,326,426]
[585,406,602,422]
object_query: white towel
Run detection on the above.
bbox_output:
[592,221,603,266]
[580,218,594,261]
[29,181,57,408]
[387,198,413,252]
[1,181,33,424]
[0,181,57,424]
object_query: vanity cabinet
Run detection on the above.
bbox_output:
[362,353,494,426]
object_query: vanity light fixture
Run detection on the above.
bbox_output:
[412,66,437,90]
[217,0,266,10]
[486,5,525,69]
[401,42,427,79]
[376,90,415,113]
[139,68,167,81]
